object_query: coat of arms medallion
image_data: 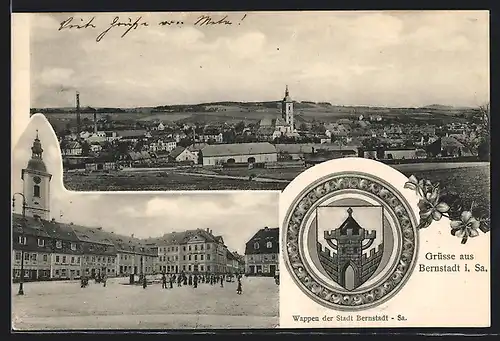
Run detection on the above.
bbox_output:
[282,161,420,311]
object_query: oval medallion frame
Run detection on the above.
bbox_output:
[282,159,420,311]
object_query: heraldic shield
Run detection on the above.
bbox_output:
[316,206,384,291]
[282,158,420,311]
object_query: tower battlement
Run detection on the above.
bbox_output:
[361,243,384,262]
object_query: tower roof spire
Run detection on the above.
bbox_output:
[25,132,47,173]
[283,85,292,102]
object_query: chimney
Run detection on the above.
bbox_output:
[94,112,98,134]
[51,218,56,222]
[70,222,74,225]
[76,91,81,134]
[131,234,134,238]
[264,226,269,230]
[206,228,210,232]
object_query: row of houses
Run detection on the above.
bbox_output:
[12,214,247,281]
[64,135,473,172]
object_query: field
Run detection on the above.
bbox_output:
[64,171,285,191]
[37,102,472,129]
[12,276,279,330]
[63,163,490,214]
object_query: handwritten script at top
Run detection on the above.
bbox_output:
[58,14,247,42]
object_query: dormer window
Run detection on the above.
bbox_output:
[37,238,45,247]
[254,242,260,250]
[266,241,272,249]
[56,240,62,249]
[71,243,77,251]
[18,236,27,245]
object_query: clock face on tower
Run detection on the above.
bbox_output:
[33,176,41,184]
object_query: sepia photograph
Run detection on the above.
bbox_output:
[30,11,489,209]
[11,115,280,330]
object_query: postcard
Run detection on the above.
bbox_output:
[12,10,490,330]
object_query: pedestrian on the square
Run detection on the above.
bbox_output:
[193,275,198,288]
[177,274,182,287]
[236,277,242,295]
[183,274,187,286]
[220,275,224,288]
[103,273,107,287]
[188,274,193,286]
[169,275,174,289]
[142,275,147,289]
[161,273,167,289]
[80,275,85,288]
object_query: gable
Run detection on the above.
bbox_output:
[187,234,207,243]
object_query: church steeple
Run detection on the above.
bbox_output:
[31,130,43,159]
[22,131,52,220]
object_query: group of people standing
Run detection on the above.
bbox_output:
[160,273,243,294]
[80,272,107,288]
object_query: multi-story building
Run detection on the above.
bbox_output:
[245,227,279,277]
[147,228,229,275]
[44,219,84,280]
[12,214,53,281]
[71,224,118,278]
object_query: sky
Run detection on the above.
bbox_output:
[29,11,489,108]
[11,115,279,253]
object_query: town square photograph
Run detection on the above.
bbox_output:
[11,115,280,330]
[29,11,489,216]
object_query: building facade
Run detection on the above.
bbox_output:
[245,227,279,277]
[201,142,278,166]
[148,228,231,275]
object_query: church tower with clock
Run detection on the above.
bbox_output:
[21,131,52,220]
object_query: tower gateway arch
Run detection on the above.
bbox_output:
[317,207,384,290]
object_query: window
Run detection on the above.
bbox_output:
[183,246,186,251]
[77,257,80,263]
[71,256,75,264]
[183,255,186,261]
[56,255,60,263]
[55,269,60,276]
[194,255,198,261]
[56,240,62,249]
[266,241,272,248]
[207,254,211,261]
[207,265,211,272]
[15,252,21,261]
[183,265,186,271]
[195,245,198,251]
[62,256,66,263]
[31,253,37,261]
[18,236,27,245]
[189,245,192,251]
[201,255,204,261]
[271,254,276,260]
[33,185,40,198]
[200,265,204,271]
[201,244,204,250]
[207,244,210,250]
[175,255,178,261]
[71,243,76,251]
[37,238,45,247]
[24,253,29,261]
[188,265,192,271]
[167,256,170,262]
[254,242,260,249]
[76,270,80,276]
[189,255,192,261]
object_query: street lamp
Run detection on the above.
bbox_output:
[12,192,27,296]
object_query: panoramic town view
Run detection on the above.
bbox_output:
[12,117,280,330]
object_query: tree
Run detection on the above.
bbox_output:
[235,121,246,134]
[197,150,204,165]
[80,141,91,156]
[178,138,193,148]
[362,137,382,149]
